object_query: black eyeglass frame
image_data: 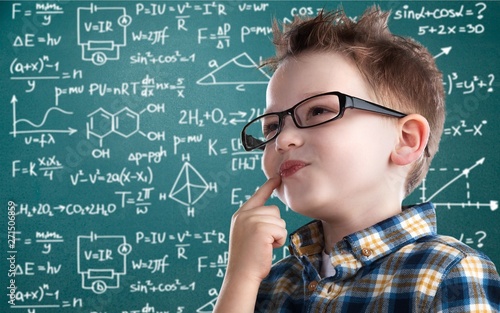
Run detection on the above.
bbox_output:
[241,91,407,151]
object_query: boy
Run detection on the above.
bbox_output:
[214,7,500,313]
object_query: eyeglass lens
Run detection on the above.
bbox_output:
[243,93,342,150]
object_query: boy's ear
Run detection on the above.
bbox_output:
[391,114,430,166]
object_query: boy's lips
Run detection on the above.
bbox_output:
[279,160,307,178]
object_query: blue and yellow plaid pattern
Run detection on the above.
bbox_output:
[256,203,500,312]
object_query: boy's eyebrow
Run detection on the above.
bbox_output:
[301,90,329,98]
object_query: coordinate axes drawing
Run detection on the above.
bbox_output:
[9,95,77,138]
[419,157,498,211]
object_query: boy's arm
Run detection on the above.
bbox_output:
[214,177,286,313]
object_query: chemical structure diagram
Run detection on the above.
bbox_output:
[169,161,218,209]
[86,105,165,147]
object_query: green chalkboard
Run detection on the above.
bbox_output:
[1,1,498,312]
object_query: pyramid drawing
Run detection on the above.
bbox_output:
[169,162,209,207]
[197,52,271,86]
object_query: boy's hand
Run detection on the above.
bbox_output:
[213,177,285,313]
[227,176,287,284]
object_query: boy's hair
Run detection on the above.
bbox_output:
[264,6,445,196]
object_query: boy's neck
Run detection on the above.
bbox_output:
[320,200,402,250]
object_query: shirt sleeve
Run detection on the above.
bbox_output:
[430,254,500,312]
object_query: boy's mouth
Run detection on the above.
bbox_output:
[279,160,307,178]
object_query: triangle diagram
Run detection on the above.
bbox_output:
[197,52,271,85]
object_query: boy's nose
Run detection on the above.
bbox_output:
[274,116,304,151]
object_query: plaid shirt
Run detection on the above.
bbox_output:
[256,203,500,312]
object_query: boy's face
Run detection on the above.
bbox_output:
[262,52,399,221]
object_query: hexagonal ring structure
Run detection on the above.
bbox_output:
[87,108,114,139]
[114,107,140,138]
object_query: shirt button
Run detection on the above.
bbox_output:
[361,248,372,257]
[308,281,318,291]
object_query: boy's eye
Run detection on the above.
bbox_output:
[263,122,279,138]
[304,105,338,122]
[309,106,331,116]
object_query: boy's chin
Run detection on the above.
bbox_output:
[280,194,311,216]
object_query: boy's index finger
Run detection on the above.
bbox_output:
[240,177,281,211]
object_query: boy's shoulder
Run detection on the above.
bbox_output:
[405,233,498,278]
[396,232,495,269]
[415,233,487,259]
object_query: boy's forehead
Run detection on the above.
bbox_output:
[265,52,375,111]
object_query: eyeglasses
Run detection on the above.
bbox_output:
[241,91,407,151]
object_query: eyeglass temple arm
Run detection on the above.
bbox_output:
[347,96,407,118]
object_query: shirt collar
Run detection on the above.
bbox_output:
[288,203,437,274]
